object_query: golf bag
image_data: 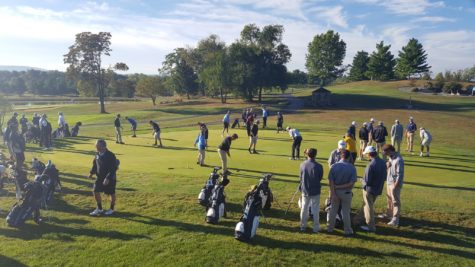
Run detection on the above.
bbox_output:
[235,173,272,241]
[198,167,221,206]
[32,158,46,175]
[25,124,40,144]
[231,118,240,129]
[13,168,29,199]
[36,161,61,207]
[205,176,229,224]
[71,122,82,137]
[0,164,5,189]
[6,180,44,227]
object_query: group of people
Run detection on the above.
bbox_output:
[113,114,163,147]
[299,143,404,236]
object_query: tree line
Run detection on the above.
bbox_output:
[1,26,474,113]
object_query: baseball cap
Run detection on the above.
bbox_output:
[370,118,375,122]
[379,121,384,125]
[409,116,414,120]
[338,140,346,149]
[351,121,356,126]
[363,146,376,154]
[363,122,367,126]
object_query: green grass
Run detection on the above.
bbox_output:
[1,82,474,266]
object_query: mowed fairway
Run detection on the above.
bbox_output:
[1,81,474,266]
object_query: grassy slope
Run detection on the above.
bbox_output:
[0,81,474,266]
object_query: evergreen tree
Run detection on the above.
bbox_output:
[348,51,370,81]
[367,41,396,81]
[395,38,430,79]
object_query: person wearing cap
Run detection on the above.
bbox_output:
[327,150,357,236]
[125,116,138,137]
[328,140,347,168]
[344,133,357,164]
[381,144,404,227]
[248,120,259,154]
[7,112,19,128]
[347,121,356,139]
[218,133,238,175]
[222,110,230,135]
[360,146,387,232]
[299,148,323,233]
[391,120,404,153]
[419,127,432,157]
[405,117,417,153]
[372,121,388,158]
[150,120,163,147]
[194,129,206,166]
[287,126,303,160]
[261,106,268,129]
[114,114,124,144]
[359,122,369,160]
[367,118,375,145]
[276,112,284,133]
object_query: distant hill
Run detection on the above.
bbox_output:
[0,65,48,72]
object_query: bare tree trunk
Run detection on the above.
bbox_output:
[258,86,263,103]
[152,96,156,106]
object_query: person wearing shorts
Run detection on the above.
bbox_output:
[419,127,432,157]
[248,120,259,154]
[150,120,163,147]
[88,139,118,216]
[405,117,417,153]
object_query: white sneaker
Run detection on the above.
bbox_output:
[89,208,103,216]
[387,218,399,227]
[377,213,388,219]
[419,152,424,157]
[104,209,114,216]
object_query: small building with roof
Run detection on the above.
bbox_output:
[311,87,332,107]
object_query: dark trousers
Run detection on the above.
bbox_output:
[263,117,267,128]
[292,136,302,159]
[246,123,251,136]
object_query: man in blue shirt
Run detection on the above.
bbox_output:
[222,110,230,136]
[125,116,137,137]
[261,106,268,128]
[405,116,417,153]
[360,146,387,232]
[299,148,323,233]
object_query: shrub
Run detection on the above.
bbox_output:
[443,81,463,94]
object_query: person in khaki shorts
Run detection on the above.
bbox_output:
[405,117,417,152]
[360,146,387,232]
[248,120,259,154]
[380,144,404,227]
[218,134,238,175]
[327,150,357,236]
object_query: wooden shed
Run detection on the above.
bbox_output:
[311,87,331,107]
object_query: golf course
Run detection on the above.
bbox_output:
[0,81,474,266]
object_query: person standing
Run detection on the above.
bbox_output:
[245,109,255,137]
[248,120,259,154]
[32,113,40,127]
[199,122,209,147]
[217,134,238,175]
[88,139,118,216]
[359,122,369,160]
[360,146,387,232]
[372,121,388,157]
[347,121,356,139]
[261,106,268,128]
[40,114,52,150]
[419,127,432,157]
[114,114,124,144]
[222,110,230,135]
[367,118,375,145]
[390,120,404,153]
[343,133,357,164]
[328,140,347,168]
[7,112,19,129]
[382,144,404,227]
[276,112,284,133]
[327,150,357,236]
[405,117,417,153]
[194,130,206,166]
[149,120,163,147]
[125,116,137,137]
[9,124,26,168]
[19,114,28,135]
[58,112,66,138]
[287,126,303,160]
[299,148,323,233]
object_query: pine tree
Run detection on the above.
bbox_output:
[395,38,430,79]
[348,51,369,81]
[366,41,396,81]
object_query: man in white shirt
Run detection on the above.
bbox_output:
[286,126,303,160]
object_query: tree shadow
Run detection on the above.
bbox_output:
[404,181,475,192]
[405,162,475,174]
[0,255,27,267]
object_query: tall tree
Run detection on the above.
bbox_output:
[305,30,346,86]
[348,51,370,81]
[367,41,396,81]
[160,48,198,99]
[135,76,170,105]
[64,32,113,113]
[395,38,430,79]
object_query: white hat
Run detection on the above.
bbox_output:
[363,146,376,154]
[409,116,414,120]
[351,121,356,125]
[338,140,346,149]
[363,122,367,126]
[286,126,291,131]
[370,118,375,122]
[395,119,399,123]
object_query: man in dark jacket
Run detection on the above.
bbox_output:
[88,139,118,216]
[248,120,259,154]
[359,122,369,160]
[347,121,356,139]
[114,114,124,144]
[9,125,26,168]
[372,121,388,157]
[218,133,238,175]
[299,148,323,233]
[150,121,163,147]
[360,146,387,232]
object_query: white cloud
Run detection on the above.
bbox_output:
[412,16,456,23]
[353,0,445,15]
[306,5,348,28]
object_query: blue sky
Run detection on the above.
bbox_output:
[0,0,474,74]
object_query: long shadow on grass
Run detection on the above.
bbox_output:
[405,162,475,174]
[417,155,475,164]
[0,255,27,267]
[404,181,475,192]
